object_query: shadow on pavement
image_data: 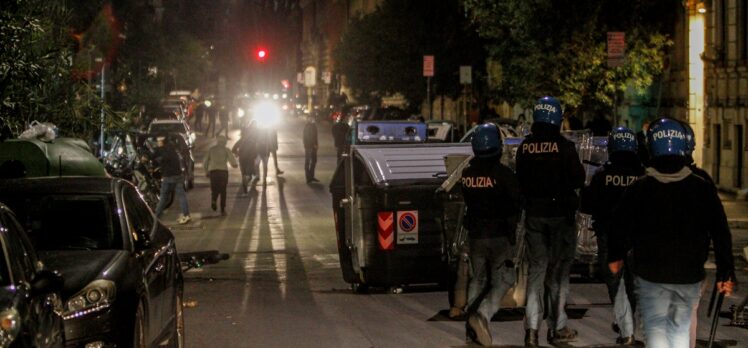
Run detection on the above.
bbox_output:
[429,308,588,322]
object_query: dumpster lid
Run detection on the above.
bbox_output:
[0,138,106,178]
[352,143,473,185]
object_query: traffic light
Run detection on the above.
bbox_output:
[256,48,267,63]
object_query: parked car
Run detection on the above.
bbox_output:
[0,203,65,347]
[0,177,185,348]
[364,106,411,121]
[148,119,196,149]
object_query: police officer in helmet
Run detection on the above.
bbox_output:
[461,123,521,346]
[681,121,715,186]
[516,96,585,347]
[580,126,643,345]
[609,118,735,348]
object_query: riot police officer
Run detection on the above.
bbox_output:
[516,96,585,347]
[580,127,643,345]
[609,118,736,348]
[461,123,522,346]
[681,121,715,186]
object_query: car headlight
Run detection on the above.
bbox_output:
[252,101,281,129]
[64,280,116,320]
[0,308,20,346]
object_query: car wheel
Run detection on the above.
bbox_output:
[134,302,147,348]
[168,292,185,348]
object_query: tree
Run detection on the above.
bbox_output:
[334,0,486,109]
[463,0,677,112]
[0,0,118,139]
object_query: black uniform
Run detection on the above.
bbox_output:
[332,121,350,160]
[609,165,735,284]
[515,122,585,333]
[460,156,521,323]
[580,152,643,339]
[461,158,522,239]
[516,123,585,218]
[303,121,318,182]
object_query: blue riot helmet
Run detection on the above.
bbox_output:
[471,123,502,158]
[607,126,638,154]
[646,118,687,158]
[532,96,563,127]
[680,122,696,156]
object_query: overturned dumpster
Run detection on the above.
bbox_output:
[330,121,473,292]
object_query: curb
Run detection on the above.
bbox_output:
[730,219,748,230]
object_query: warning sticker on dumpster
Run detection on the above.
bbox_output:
[397,211,419,244]
[377,212,395,250]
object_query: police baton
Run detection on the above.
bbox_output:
[512,210,526,268]
[707,293,725,348]
[707,281,725,348]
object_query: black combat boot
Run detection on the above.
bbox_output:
[524,328,539,347]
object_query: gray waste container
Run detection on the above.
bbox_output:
[330,122,473,291]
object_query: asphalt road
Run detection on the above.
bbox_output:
[161,116,748,348]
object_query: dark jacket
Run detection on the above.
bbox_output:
[155,144,183,177]
[609,164,735,284]
[460,157,522,239]
[332,122,350,148]
[303,122,318,149]
[232,129,257,163]
[580,152,644,236]
[689,162,715,186]
[515,123,586,217]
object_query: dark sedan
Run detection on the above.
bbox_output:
[0,203,65,347]
[0,177,184,348]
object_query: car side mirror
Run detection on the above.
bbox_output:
[31,270,63,296]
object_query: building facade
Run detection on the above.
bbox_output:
[297,0,382,106]
[703,0,748,191]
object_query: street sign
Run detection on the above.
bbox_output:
[322,71,332,84]
[607,32,625,67]
[459,66,472,84]
[304,66,317,87]
[423,55,435,77]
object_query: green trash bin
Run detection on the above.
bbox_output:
[0,138,106,178]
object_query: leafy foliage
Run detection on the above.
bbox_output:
[334,0,486,108]
[0,0,121,139]
[463,0,677,111]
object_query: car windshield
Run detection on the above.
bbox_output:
[150,123,186,134]
[2,194,123,251]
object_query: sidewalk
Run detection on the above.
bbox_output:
[722,192,748,229]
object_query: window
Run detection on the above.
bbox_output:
[717,0,729,65]
[740,0,748,62]
[723,119,733,149]
[0,219,13,286]
[123,187,155,243]
[0,194,123,251]
[0,213,36,283]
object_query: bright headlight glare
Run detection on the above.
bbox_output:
[64,280,116,319]
[252,101,281,128]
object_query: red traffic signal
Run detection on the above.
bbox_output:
[256,48,267,62]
